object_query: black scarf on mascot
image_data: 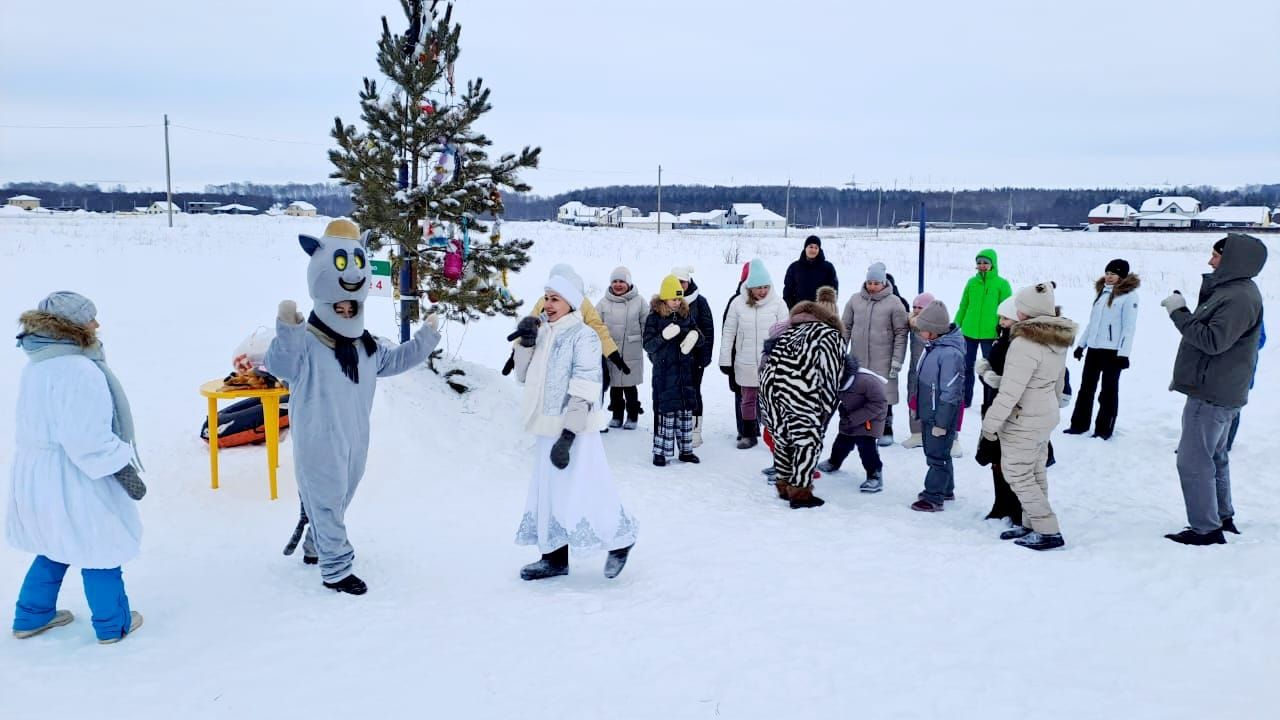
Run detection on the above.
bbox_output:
[307,311,377,384]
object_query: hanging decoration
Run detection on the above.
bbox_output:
[419,100,435,115]
[397,160,409,190]
[489,187,504,214]
[447,61,456,95]
[428,142,457,185]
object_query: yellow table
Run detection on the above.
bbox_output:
[199,380,287,500]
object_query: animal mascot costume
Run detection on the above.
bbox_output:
[266,219,440,595]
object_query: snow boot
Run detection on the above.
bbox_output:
[860,470,883,493]
[1000,525,1032,540]
[737,436,758,450]
[1221,517,1240,535]
[1063,426,1087,435]
[950,439,964,459]
[817,459,839,473]
[901,432,923,449]
[652,454,667,467]
[678,452,701,464]
[775,479,790,500]
[303,555,318,565]
[521,545,569,580]
[761,466,778,478]
[943,492,956,502]
[97,611,144,644]
[604,544,633,579]
[789,486,825,509]
[1164,528,1226,546]
[608,417,623,429]
[1014,532,1066,551]
[910,498,943,512]
[324,574,368,595]
[876,431,894,448]
[738,420,759,449]
[692,416,704,448]
[622,417,638,430]
[13,609,74,639]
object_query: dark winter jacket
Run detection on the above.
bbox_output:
[782,250,839,309]
[836,354,889,438]
[914,325,966,431]
[1169,233,1268,409]
[885,273,912,314]
[684,279,715,369]
[643,297,704,413]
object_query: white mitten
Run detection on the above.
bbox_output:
[680,330,700,355]
[982,369,1002,389]
[278,300,303,325]
[661,323,680,340]
[975,357,991,377]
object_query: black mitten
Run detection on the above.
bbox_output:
[114,464,147,501]
[501,350,516,376]
[608,351,631,374]
[508,317,541,347]
[975,437,999,467]
[1073,347,1084,361]
[550,429,576,469]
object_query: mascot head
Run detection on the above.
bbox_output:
[301,218,371,339]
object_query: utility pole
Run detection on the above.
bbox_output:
[163,114,173,228]
[656,164,662,235]
[918,202,927,294]
[875,186,882,238]
[784,178,791,237]
[950,187,956,226]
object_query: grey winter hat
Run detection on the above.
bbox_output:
[915,300,950,335]
[37,291,97,325]
[610,266,632,284]
[866,262,888,284]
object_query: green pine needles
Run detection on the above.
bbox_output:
[330,0,541,322]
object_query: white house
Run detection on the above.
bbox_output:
[6,194,40,210]
[1136,213,1192,229]
[1193,206,1272,228]
[742,208,786,229]
[556,201,605,226]
[1139,196,1201,215]
[147,200,182,214]
[727,202,767,226]
[600,206,640,226]
[212,203,259,215]
[284,201,317,217]
[1087,201,1137,224]
[620,212,676,231]
[677,209,727,228]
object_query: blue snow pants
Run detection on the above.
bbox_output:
[13,555,132,641]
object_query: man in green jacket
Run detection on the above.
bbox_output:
[953,248,1013,407]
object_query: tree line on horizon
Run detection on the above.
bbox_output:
[5,181,1277,227]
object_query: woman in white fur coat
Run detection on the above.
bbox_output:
[510,272,638,581]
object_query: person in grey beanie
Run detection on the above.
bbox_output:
[841,261,909,447]
[909,300,966,513]
[1161,234,1267,545]
[9,292,145,643]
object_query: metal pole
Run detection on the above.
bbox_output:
[950,188,955,226]
[656,165,662,235]
[918,202,927,294]
[875,187,882,238]
[164,114,173,228]
[784,179,791,237]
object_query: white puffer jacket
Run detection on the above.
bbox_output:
[719,290,788,387]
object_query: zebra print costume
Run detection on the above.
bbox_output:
[759,302,844,490]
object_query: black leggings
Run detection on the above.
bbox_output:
[827,433,883,473]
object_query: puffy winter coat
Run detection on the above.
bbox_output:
[1079,274,1140,357]
[905,328,925,413]
[982,314,1077,439]
[531,296,618,357]
[783,249,840,309]
[836,354,889,438]
[1169,233,1267,409]
[914,326,967,431]
[7,349,140,569]
[758,301,845,437]
[513,312,608,437]
[840,282,910,404]
[643,298,705,413]
[719,290,788,387]
[684,280,716,369]
[597,286,647,387]
[953,248,1013,340]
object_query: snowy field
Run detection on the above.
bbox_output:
[0,214,1277,719]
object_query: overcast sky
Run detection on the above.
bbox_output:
[2,0,1277,195]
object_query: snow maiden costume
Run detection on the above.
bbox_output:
[511,271,638,580]
[266,219,439,595]
[9,292,145,643]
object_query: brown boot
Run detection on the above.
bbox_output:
[775,479,791,500]
[789,485,826,509]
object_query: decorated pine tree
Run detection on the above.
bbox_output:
[330,0,540,326]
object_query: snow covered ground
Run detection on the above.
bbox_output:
[1,214,1277,719]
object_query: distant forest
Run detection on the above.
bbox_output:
[6,181,1278,227]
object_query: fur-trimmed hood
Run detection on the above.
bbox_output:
[1011,313,1077,349]
[18,310,96,348]
[650,295,690,318]
[790,299,844,335]
[1093,273,1141,305]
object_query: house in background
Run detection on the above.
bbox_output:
[600,206,640,227]
[284,201,317,217]
[185,201,220,214]
[676,209,727,228]
[6,194,41,210]
[556,200,604,226]
[1134,195,1200,229]
[726,203,766,226]
[741,208,786,229]
[1193,206,1272,229]
[620,212,676,232]
[211,203,259,215]
[1087,201,1137,224]
[147,200,182,214]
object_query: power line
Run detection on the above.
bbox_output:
[170,124,330,147]
[0,123,158,129]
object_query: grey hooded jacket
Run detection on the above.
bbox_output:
[914,325,967,431]
[1169,233,1268,409]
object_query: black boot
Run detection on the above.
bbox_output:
[1165,528,1226,546]
[1014,532,1066,551]
[1221,517,1240,535]
[737,420,759,449]
[678,452,700,463]
[520,545,569,580]
[323,574,368,595]
[604,544,634,579]
[652,454,667,467]
[1000,525,1032,540]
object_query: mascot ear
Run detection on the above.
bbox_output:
[359,229,374,249]
[299,234,321,256]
